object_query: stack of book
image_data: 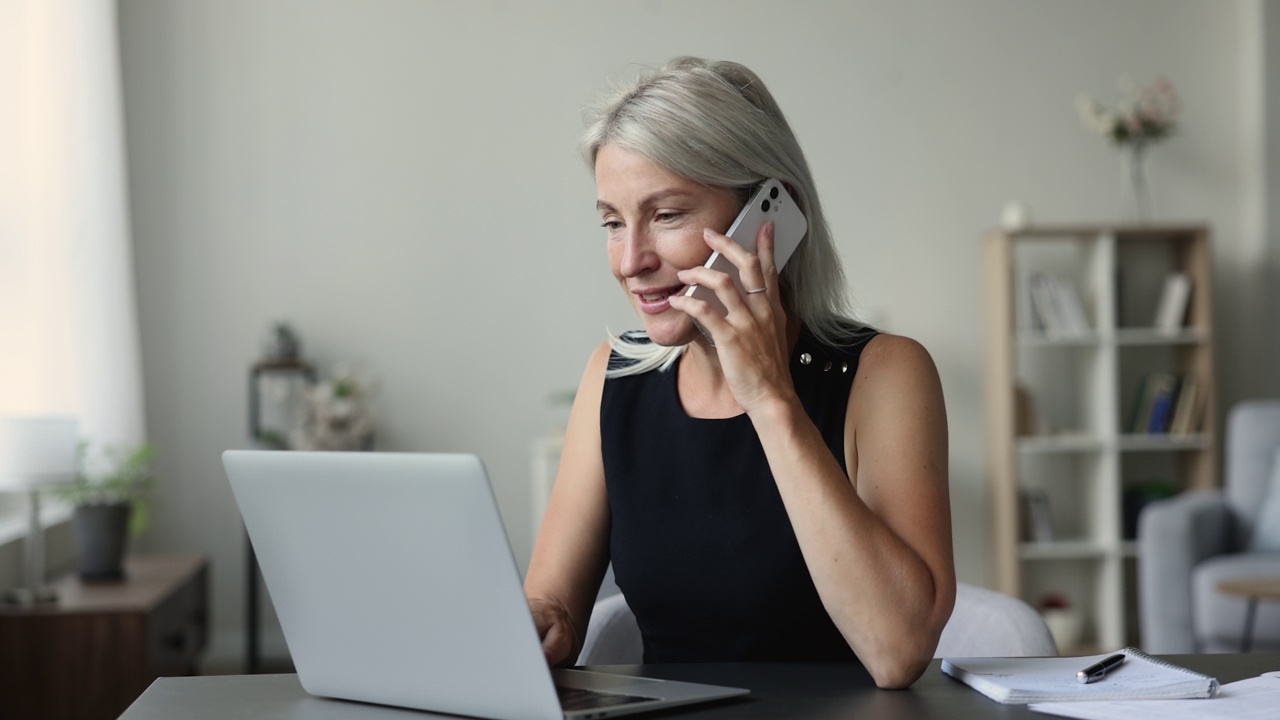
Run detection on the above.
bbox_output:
[1028,273,1090,339]
[1128,373,1204,435]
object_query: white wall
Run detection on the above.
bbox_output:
[1262,1,1280,369]
[117,0,1273,667]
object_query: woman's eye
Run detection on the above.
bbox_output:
[601,219,622,231]
[655,211,683,223]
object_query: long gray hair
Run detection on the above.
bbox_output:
[583,56,858,377]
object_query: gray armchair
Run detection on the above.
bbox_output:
[1138,400,1280,652]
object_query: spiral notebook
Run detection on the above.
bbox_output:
[941,647,1220,704]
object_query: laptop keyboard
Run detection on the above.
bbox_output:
[556,685,658,712]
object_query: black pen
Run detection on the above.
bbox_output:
[1076,653,1126,684]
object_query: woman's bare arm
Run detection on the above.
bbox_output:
[751,334,955,688]
[523,341,613,666]
[670,224,954,686]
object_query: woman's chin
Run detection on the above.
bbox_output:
[641,316,698,347]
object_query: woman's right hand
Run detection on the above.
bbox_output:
[529,596,579,667]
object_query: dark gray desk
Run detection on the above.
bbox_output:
[120,654,1280,719]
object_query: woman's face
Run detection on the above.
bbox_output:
[594,143,742,347]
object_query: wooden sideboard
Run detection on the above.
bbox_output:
[0,554,209,720]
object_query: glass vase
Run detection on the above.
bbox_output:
[1121,141,1151,224]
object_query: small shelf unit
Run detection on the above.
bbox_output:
[983,224,1218,652]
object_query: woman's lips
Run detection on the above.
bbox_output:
[634,285,686,315]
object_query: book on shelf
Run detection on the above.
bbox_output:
[1128,373,1202,435]
[1146,376,1179,434]
[1014,384,1039,436]
[1029,273,1089,339]
[1051,276,1090,336]
[1128,373,1173,434]
[1168,377,1204,435]
[1030,273,1065,337]
[1126,377,1149,434]
[1017,271,1042,332]
[1020,489,1054,542]
[1153,272,1193,333]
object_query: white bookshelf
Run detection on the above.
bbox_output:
[984,225,1218,653]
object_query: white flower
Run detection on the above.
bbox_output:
[1075,94,1117,136]
[1076,76,1179,145]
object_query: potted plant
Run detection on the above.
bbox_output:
[56,442,156,581]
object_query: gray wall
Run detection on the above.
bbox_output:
[117,0,1278,667]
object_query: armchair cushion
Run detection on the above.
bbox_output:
[1247,448,1280,551]
[1191,552,1280,652]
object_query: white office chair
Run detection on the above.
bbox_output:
[934,583,1058,657]
[577,582,1057,665]
[577,592,644,665]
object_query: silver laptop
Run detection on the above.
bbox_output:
[223,450,748,720]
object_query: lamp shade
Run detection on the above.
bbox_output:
[0,416,79,489]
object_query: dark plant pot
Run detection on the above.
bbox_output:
[73,502,132,582]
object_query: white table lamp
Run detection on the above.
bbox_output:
[0,416,79,604]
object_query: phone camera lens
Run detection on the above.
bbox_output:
[761,199,771,212]
[770,187,779,200]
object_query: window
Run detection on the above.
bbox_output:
[0,0,146,534]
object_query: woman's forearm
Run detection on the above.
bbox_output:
[750,394,954,688]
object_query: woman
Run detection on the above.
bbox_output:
[524,57,954,689]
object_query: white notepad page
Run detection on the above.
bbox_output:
[941,647,1219,704]
[1031,672,1280,720]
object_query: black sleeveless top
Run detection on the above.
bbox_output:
[600,325,877,663]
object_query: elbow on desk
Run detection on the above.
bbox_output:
[865,652,932,689]
[857,611,949,689]
[850,619,940,688]
[856,599,953,688]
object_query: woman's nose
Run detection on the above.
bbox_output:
[619,229,658,277]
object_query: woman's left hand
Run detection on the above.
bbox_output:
[668,222,793,415]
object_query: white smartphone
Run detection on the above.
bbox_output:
[684,178,808,319]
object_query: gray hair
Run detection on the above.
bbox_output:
[582,57,860,377]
